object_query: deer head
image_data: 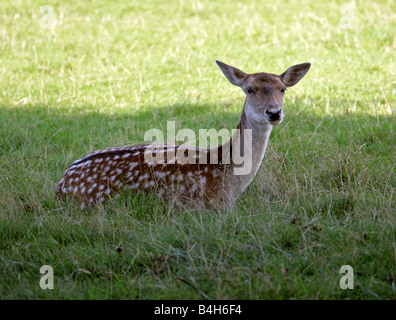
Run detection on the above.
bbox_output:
[216,60,311,127]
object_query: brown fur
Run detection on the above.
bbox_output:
[56,60,310,209]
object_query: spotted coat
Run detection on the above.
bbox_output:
[56,145,231,209]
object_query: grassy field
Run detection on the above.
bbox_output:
[0,0,395,299]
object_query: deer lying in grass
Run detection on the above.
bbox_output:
[57,61,310,209]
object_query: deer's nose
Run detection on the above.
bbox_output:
[266,107,282,120]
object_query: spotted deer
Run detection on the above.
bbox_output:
[57,60,310,209]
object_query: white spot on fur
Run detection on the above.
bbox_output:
[88,183,97,194]
[154,171,167,179]
[190,184,197,194]
[129,162,138,169]
[138,173,149,181]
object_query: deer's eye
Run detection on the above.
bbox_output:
[247,88,255,94]
[281,88,287,93]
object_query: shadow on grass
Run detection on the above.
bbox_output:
[0,101,395,299]
[0,100,394,216]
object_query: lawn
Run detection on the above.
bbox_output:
[0,0,395,299]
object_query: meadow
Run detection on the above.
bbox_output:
[0,0,395,299]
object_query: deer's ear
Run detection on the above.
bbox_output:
[280,63,311,87]
[216,60,246,87]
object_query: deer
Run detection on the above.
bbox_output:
[56,60,310,209]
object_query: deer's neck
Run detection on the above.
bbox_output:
[220,103,273,202]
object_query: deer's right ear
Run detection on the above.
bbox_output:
[216,60,246,87]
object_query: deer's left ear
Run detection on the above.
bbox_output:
[280,63,311,87]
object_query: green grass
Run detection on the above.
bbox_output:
[0,0,395,299]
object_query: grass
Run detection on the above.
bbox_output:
[0,0,395,299]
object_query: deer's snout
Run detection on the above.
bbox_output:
[265,105,283,121]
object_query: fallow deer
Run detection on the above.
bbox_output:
[56,60,310,209]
